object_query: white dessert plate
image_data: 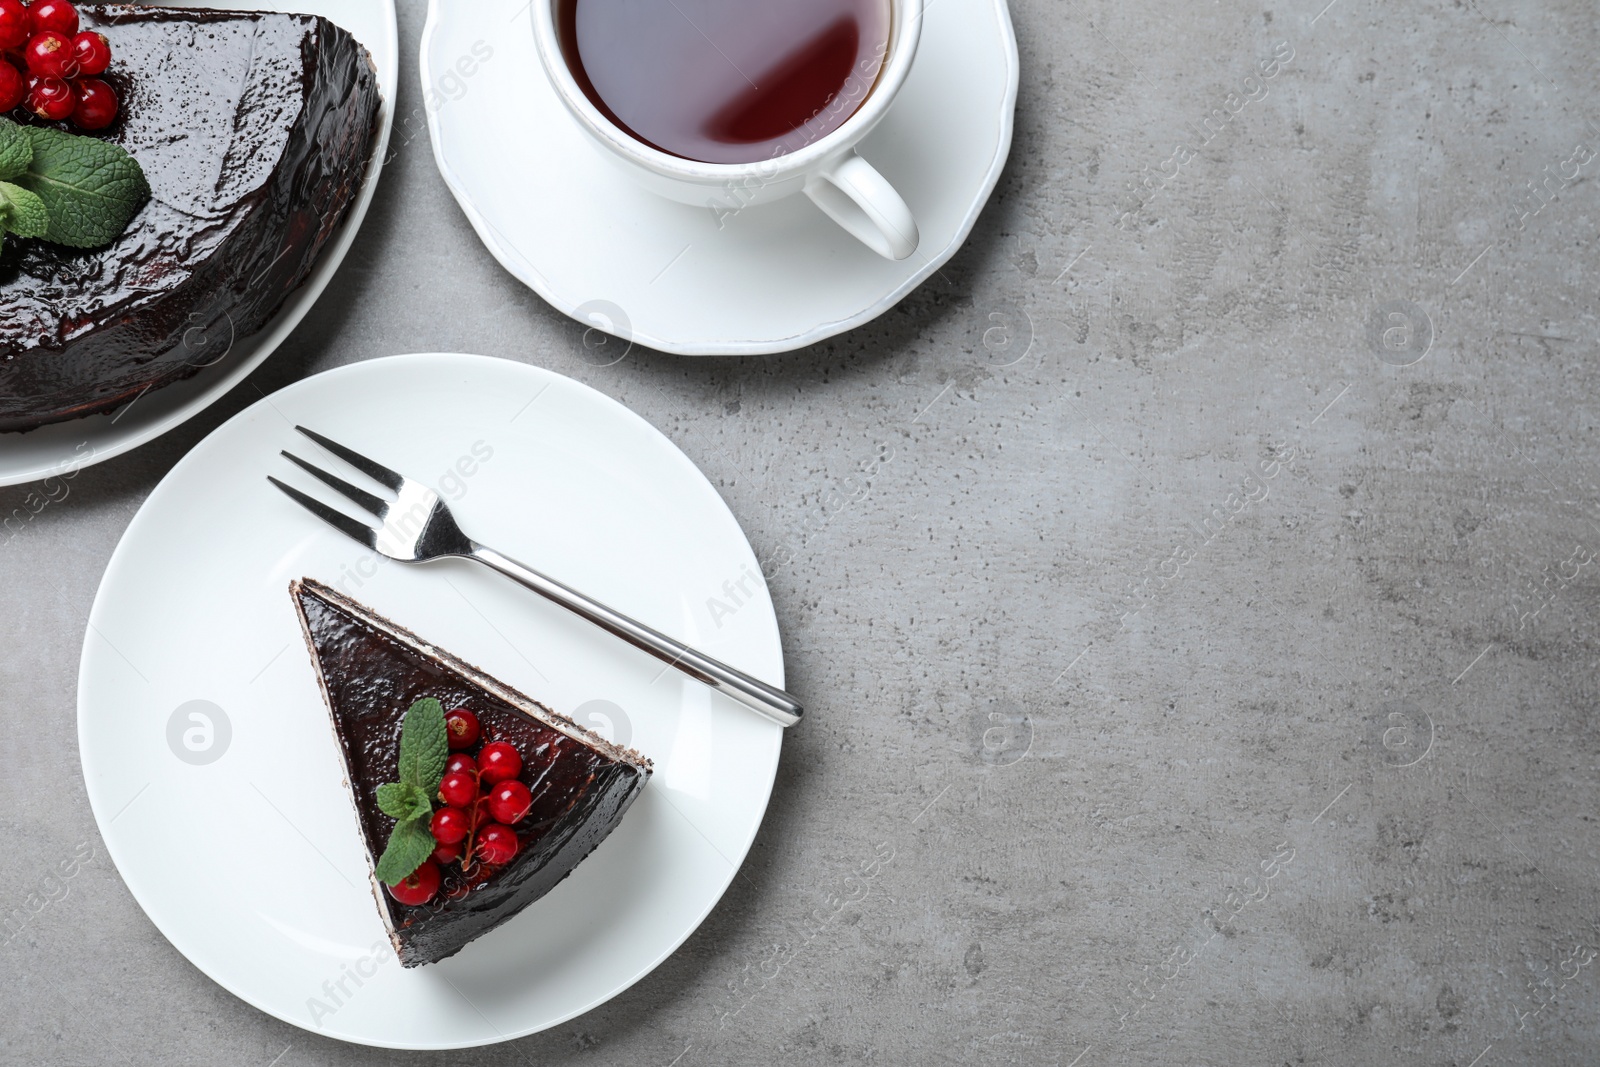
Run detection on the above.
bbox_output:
[421,0,1018,355]
[0,0,398,487]
[78,353,785,1048]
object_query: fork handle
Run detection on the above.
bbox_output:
[469,546,803,728]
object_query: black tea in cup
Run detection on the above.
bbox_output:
[556,0,893,164]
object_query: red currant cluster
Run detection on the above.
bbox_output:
[387,707,536,907]
[0,0,118,130]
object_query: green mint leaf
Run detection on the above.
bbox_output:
[373,816,435,886]
[0,120,31,182]
[376,782,433,822]
[402,784,433,821]
[373,700,448,887]
[397,698,447,795]
[16,124,149,248]
[0,181,48,240]
[375,782,413,820]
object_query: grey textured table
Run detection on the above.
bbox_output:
[6,0,1599,1063]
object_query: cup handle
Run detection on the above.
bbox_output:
[804,150,919,260]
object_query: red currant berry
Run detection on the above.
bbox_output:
[29,1,78,37]
[26,73,71,120]
[478,740,523,784]
[0,58,21,111]
[429,806,470,845]
[431,840,461,864]
[69,30,107,76]
[438,771,476,809]
[386,858,441,905]
[0,1,29,51]
[445,707,480,750]
[487,779,533,825]
[444,752,476,778]
[474,823,519,865]
[24,30,72,78]
[70,77,115,130]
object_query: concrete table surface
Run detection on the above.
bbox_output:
[4,0,1598,1063]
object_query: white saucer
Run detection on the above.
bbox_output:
[421,0,1018,355]
[0,0,398,488]
[78,354,785,1048]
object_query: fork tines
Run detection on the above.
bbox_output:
[268,426,405,549]
[294,426,404,490]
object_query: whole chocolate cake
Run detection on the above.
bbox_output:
[291,578,653,968]
[0,5,381,432]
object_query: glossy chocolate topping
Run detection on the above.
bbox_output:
[0,6,381,432]
[291,579,651,968]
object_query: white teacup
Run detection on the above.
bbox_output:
[531,0,923,260]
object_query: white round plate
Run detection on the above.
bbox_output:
[78,354,785,1049]
[421,0,1018,355]
[0,0,398,488]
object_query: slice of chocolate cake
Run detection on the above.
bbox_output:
[0,6,382,432]
[290,578,651,968]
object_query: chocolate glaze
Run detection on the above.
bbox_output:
[290,579,651,968]
[0,6,381,432]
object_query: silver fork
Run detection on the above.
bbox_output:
[269,426,802,728]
